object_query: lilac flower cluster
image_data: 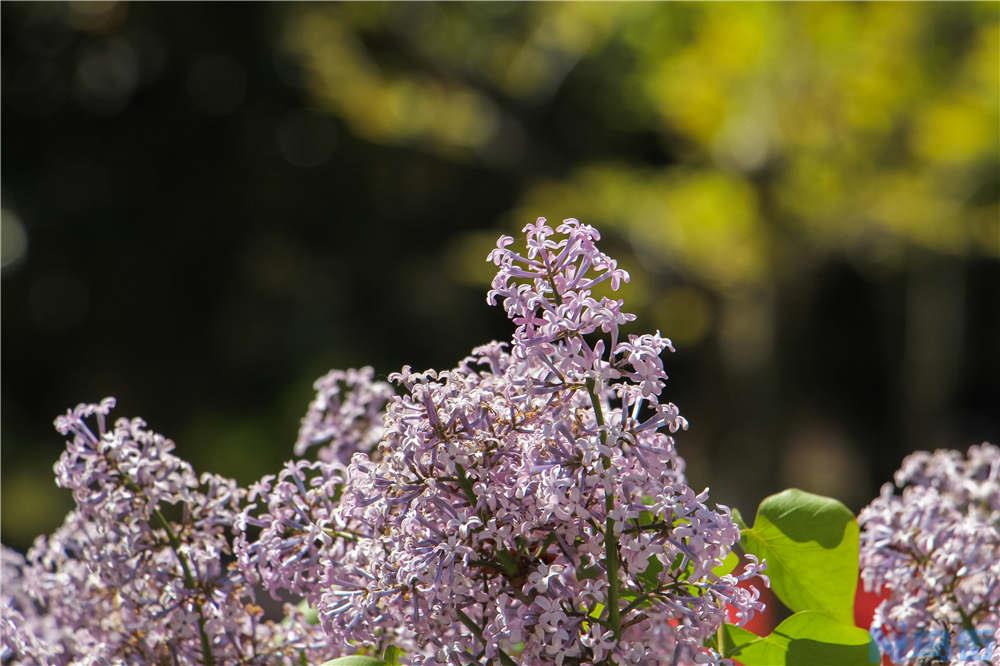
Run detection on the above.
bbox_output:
[3,219,765,665]
[232,365,394,619]
[3,399,329,665]
[252,218,765,665]
[2,546,61,663]
[859,443,999,665]
[294,366,394,463]
[233,365,397,622]
[235,459,348,602]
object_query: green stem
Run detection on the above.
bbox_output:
[603,502,621,638]
[322,527,359,542]
[621,591,649,616]
[957,605,984,649]
[585,378,622,644]
[150,508,215,666]
[120,472,216,665]
[455,463,479,508]
[456,608,517,666]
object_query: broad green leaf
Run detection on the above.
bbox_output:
[741,488,859,623]
[319,657,387,666]
[722,611,878,666]
[721,622,760,655]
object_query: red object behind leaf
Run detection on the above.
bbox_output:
[854,578,887,630]
[854,578,895,665]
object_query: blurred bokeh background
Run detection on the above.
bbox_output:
[3,2,998,550]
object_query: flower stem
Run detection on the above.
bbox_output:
[119,470,215,666]
[456,608,517,666]
[151,507,215,666]
[585,378,622,645]
[455,463,479,508]
[957,605,985,650]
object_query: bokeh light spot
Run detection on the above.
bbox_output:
[1,209,28,270]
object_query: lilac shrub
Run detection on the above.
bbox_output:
[3,219,766,665]
[859,443,999,665]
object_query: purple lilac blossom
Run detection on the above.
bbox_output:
[234,459,351,601]
[294,366,394,463]
[859,443,999,665]
[304,219,766,665]
[234,367,396,636]
[3,400,330,665]
[2,546,64,663]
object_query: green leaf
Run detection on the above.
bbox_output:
[319,657,387,666]
[722,611,879,666]
[298,600,320,626]
[732,507,748,530]
[382,646,403,666]
[498,651,518,666]
[619,591,652,612]
[741,488,859,623]
[636,554,663,592]
[713,550,740,577]
[285,600,319,628]
[496,549,521,577]
[721,622,760,655]
[576,555,603,581]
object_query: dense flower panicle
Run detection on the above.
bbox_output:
[310,219,763,665]
[487,219,685,434]
[1,546,64,664]
[487,219,633,377]
[5,401,330,665]
[235,459,353,600]
[295,366,394,463]
[236,367,394,609]
[859,443,999,665]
